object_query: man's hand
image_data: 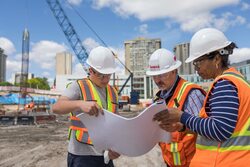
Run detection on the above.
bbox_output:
[78,101,104,117]
[108,149,120,160]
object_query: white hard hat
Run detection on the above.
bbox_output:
[186,28,232,63]
[146,49,182,76]
[86,46,116,74]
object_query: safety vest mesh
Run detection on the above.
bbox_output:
[68,79,118,145]
[158,78,205,167]
[191,67,250,167]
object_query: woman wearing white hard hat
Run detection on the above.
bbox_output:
[53,46,120,167]
[154,28,250,167]
[147,48,206,167]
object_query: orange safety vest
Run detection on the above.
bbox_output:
[159,78,205,167]
[190,67,250,167]
[68,78,118,145]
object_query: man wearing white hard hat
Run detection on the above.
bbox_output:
[155,28,250,166]
[53,46,120,167]
[147,48,205,167]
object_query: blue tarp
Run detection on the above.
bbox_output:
[0,93,56,105]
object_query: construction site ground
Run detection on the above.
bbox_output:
[0,112,165,167]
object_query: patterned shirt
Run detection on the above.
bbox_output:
[181,79,239,141]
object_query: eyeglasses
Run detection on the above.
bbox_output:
[193,52,217,67]
[91,68,112,79]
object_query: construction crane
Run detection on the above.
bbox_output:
[46,0,136,102]
[46,0,89,72]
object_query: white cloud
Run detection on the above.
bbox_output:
[82,37,100,53]
[137,24,148,34]
[0,37,16,55]
[229,48,250,64]
[30,40,67,70]
[91,0,242,32]
[73,63,87,76]
[6,59,21,82]
[42,71,51,77]
[241,2,250,10]
[108,46,125,74]
[5,41,68,82]
[67,0,83,6]
[212,13,246,31]
[6,60,21,73]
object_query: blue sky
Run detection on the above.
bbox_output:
[0,0,250,84]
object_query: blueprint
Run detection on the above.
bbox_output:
[76,100,171,157]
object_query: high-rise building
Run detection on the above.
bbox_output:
[173,42,195,75]
[125,37,161,76]
[0,48,7,82]
[124,37,161,99]
[56,52,72,75]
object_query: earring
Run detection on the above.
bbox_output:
[216,64,219,69]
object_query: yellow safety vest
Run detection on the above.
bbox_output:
[68,78,118,144]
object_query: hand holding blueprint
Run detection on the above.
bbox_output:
[76,101,171,157]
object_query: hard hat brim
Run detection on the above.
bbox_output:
[146,60,182,76]
[86,60,116,74]
[186,41,232,63]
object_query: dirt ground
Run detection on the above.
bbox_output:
[0,114,166,167]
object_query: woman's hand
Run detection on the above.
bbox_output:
[153,107,184,132]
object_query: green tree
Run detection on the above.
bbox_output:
[27,77,50,90]
[0,81,13,86]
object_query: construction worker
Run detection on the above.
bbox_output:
[154,28,250,166]
[52,46,120,167]
[146,48,206,167]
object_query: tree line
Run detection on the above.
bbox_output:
[0,77,50,90]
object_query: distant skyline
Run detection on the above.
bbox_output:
[0,0,250,84]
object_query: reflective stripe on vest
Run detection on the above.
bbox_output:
[68,79,117,144]
[222,72,250,87]
[160,78,202,166]
[70,126,92,144]
[196,68,250,152]
[174,82,194,108]
[171,81,194,166]
[197,110,250,152]
[171,142,181,166]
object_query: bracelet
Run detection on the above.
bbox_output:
[178,124,186,132]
